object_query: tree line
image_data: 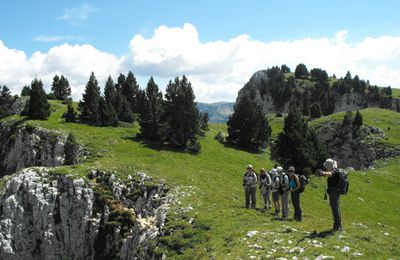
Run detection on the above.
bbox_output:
[5,72,207,152]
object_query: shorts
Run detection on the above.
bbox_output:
[272,191,280,202]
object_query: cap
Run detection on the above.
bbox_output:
[323,159,337,170]
[246,165,253,170]
[276,166,283,172]
[288,166,295,172]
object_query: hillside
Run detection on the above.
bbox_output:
[237,68,397,116]
[197,102,234,123]
[0,101,399,259]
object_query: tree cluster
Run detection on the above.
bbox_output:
[271,107,326,175]
[51,74,71,100]
[78,72,207,151]
[227,95,272,150]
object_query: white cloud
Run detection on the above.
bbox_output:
[125,24,400,102]
[57,4,97,26]
[1,24,400,103]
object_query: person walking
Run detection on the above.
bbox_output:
[269,168,281,215]
[259,168,272,209]
[277,166,290,220]
[243,165,258,209]
[319,159,342,231]
[288,166,302,221]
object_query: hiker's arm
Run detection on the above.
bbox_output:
[320,171,332,177]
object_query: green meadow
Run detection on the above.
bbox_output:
[2,101,400,259]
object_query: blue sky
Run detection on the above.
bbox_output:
[1,0,400,102]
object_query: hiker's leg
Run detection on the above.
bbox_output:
[329,191,341,230]
[245,187,250,208]
[251,187,256,208]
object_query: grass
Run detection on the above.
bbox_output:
[1,101,400,258]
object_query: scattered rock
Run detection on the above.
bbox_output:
[314,256,334,260]
[352,252,363,257]
[246,231,259,238]
[341,246,351,252]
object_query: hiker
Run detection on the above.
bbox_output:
[319,159,342,231]
[243,165,258,209]
[287,166,302,221]
[259,168,272,209]
[278,166,290,219]
[269,168,281,215]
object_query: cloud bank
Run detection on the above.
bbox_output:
[1,23,400,102]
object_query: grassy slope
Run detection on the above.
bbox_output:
[2,102,400,259]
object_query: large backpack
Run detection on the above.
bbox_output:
[337,169,349,195]
[297,174,308,193]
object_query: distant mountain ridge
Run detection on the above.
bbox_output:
[197,102,234,123]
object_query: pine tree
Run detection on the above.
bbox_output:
[0,86,15,118]
[199,112,209,131]
[123,71,140,114]
[271,107,326,175]
[64,132,79,165]
[138,77,164,141]
[51,74,71,100]
[342,111,353,127]
[79,72,101,125]
[28,78,51,120]
[21,85,31,96]
[65,104,77,122]
[294,63,309,78]
[227,95,271,150]
[353,110,363,130]
[310,103,322,118]
[104,76,117,107]
[163,76,202,150]
[99,96,118,126]
[118,97,135,123]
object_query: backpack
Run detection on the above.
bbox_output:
[337,169,349,195]
[297,174,308,193]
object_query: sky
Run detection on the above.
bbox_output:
[1,0,400,102]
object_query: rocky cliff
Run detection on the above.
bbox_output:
[0,120,85,176]
[316,120,400,170]
[0,168,169,260]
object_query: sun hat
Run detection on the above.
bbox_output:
[323,159,337,170]
[288,166,295,172]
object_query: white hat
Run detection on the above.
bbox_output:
[246,165,253,169]
[323,159,337,170]
[276,166,283,172]
[270,169,277,175]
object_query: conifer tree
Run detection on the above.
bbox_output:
[227,95,272,150]
[342,111,353,127]
[353,110,363,130]
[64,132,79,165]
[271,107,326,175]
[21,85,31,96]
[99,96,118,126]
[118,97,135,123]
[65,104,77,122]
[310,103,322,118]
[51,74,71,100]
[0,86,15,118]
[79,72,100,125]
[104,76,117,107]
[138,77,164,141]
[28,78,50,120]
[163,76,202,150]
[294,63,309,78]
[123,71,140,114]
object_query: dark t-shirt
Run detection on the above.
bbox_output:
[327,169,340,193]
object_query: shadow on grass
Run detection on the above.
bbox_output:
[123,135,196,155]
[222,142,265,154]
[297,229,336,243]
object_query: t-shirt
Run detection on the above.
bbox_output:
[327,169,340,193]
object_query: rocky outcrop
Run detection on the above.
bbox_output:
[0,168,169,260]
[236,70,385,114]
[317,120,400,169]
[0,120,85,176]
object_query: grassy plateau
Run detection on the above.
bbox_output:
[1,101,400,259]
